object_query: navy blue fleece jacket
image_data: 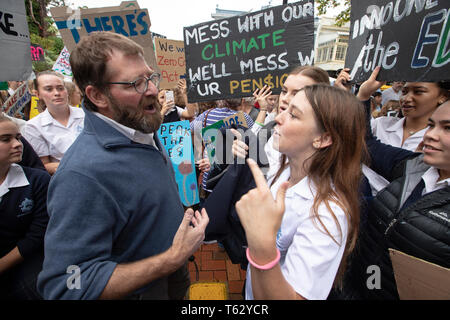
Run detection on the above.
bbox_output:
[37,108,184,299]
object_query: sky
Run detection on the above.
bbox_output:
[66,0,342,41]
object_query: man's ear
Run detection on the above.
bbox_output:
[85,85,109,110]
[313,132,333,149]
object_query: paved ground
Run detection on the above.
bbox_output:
[188,242,246,300]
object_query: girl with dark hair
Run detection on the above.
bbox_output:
[0,114,50,299]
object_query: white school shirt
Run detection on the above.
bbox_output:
[371,116,427,152]
[0,164,29,203]
[245,166,348,300]
[421,167,450,196]
[93,112,156,147]
[23,107,85,161]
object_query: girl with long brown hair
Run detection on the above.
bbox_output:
[235,84,367,300]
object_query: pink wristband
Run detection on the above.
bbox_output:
[246,247,280,270]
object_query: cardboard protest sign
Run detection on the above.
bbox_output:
[155,38,186,89]
[201,111,249,164]
[184,0,314,102]
[0,0,32,81]
[50,2,159,73]
[157,120,199,207]
[29,96,40,119]
[346,0,450,83]
[52,47,73,77]
[2,82,31,116]
[30,43,45,62]
[389,249,450,300]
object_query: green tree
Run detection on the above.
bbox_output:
[25,0,68,72]
[316,0,351,26]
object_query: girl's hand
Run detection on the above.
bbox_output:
[235,159,289,263]
[253,85,273,111]
[196,158,211,173]
[334,68,352,91]
[357,66,386,101]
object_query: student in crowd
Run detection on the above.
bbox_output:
[371,81,448,151]
[372,99,401,118]
[158,86,196,123]
[23,71,85,175]
[232,65,330,178]
[37,31,208,300]
[381,81,404,105]
[65,81,83,108]
[336,67,450,300]
[191,98,254,200]
[235,84,367,299]
[239,97,259,122]
[0,114,50,299]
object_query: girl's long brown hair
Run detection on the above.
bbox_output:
[272,84,368,288]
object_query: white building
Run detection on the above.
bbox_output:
[314,16,350,76]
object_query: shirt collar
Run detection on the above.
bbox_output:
[422,167,450,195]
[385,117,405,132]
[270,166,315,200]
[0,164,30,198]
[41,107,85,127]
[93,112,155,146]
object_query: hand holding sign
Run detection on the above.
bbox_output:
[235,159,289,263]
[357,66,386,101]
[230,128,248,160]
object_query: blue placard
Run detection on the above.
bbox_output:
[157,120,199,207]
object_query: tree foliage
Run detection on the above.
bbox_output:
[316,0,351,26]
[25,0,68,72]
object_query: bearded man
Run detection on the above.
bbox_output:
[37,32,208,300]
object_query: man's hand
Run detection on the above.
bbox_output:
[169,208,209,266]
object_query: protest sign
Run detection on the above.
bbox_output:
[155,38,186,89]
[184,0,314,102]
[53,47,73,77]
[0,0,32,81]
[30,43,45,62]
[29,96,40,119]
[50,2,159,73]
[345,0,450,83]
[2,82,31,117]
[157,120,199,207]
[389,249,450,300]
[201,111,249,164]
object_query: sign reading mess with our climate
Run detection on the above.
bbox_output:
[184,0,314,102]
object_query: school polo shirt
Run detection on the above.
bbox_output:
[23,107,85,161]
[370,116,427,152]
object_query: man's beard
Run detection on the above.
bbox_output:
[108,93,163,134]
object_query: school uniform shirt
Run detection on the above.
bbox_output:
[245,166,348,300]
[371,116,426,152]
[421,167,450,196]
[23,107,85,161]
[0,164,50,259]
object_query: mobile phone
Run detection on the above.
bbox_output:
[165,90,174,102]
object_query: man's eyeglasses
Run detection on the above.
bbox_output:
[105,73,160,93]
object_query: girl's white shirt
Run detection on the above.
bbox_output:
[245,165,348,300]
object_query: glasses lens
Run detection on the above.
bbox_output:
[134,77,147,93]
[151,73,160,88]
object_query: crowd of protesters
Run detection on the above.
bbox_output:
[0,30,448,301]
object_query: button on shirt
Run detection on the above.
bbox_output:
[371,116,427,152]
[0,164,29,203]
[245,166,348,300]
[23,107,85,161]
[93,112,156,147]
